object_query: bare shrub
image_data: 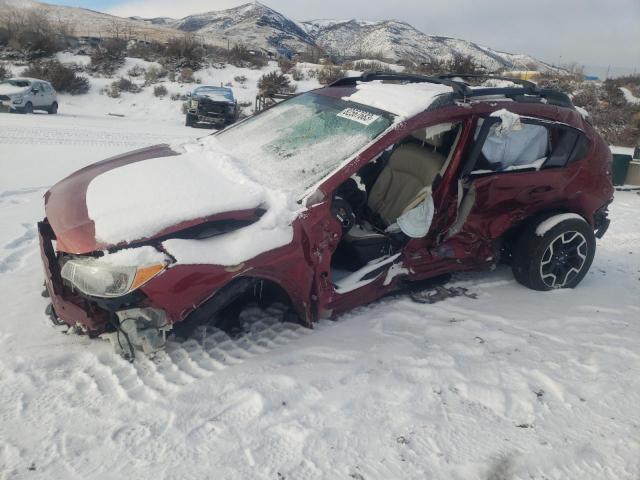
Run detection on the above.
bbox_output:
[90,38,127,75]
[234,75,247,85]
[165,35,204,70]
[127,65,145,77]
[103,77,141,97]
[402,54,481,76]
[316,65,345,85]
[0,62,9,80]
[290,68,304,81]
[278,58,295,73]
[143,65,167,85]
[227,44,267,69]
[447,53,483,74]
[296,46,324,64]
[178,67,195,83]
[127,41,165,62]
[352,60,394,73]
[2,9,67,59]
[153,85,168,97]
[258,71,294,96]
[0,27,9,47]
[22,59,89,94]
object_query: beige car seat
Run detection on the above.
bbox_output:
[367,130,446,225]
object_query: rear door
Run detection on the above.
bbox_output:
[32,82,47,107]
[439,113,588,264]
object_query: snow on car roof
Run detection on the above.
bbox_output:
[7,77,47,83]
[341,81,454,119]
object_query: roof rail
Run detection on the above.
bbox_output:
[330,72,472,97]
[433,73,538,90]
[329,71,574,109]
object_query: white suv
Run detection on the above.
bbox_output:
[0,77,58,114]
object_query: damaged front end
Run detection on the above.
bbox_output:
[39,220,172,360]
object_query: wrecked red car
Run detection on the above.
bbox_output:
[39,73,613,358]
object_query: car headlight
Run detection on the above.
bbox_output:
[61,251,169,298]
[12,96,23,104]
[190,100,198,108]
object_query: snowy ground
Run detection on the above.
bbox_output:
[1,88,640,480]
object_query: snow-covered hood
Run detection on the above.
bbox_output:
[45,139,296,259]
[0,85,28,97]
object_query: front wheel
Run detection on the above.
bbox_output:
[185,113,195,127]
[512,214,596,291]
[22,102,33,114]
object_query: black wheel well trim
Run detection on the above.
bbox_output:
[183,275,307,328]
[498,209,589,259]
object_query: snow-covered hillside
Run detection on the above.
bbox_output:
[167,2,316,57]
[1,0,557,72]
[301,19,554,71]
[0,0,178,42]
[0,99,639,477]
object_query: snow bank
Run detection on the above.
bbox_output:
[342,81,452,119]
[86,139,267,245]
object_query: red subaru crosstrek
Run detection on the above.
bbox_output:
[39,73,613,358]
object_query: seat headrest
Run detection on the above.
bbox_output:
[388,144,446,185]
[410,123,455,149]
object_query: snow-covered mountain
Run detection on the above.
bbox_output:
[301,19,553,71]
[165,3,316,56]
[0,0,554,71]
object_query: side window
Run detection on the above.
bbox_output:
[468,115,588,175]
[480,121,548,171]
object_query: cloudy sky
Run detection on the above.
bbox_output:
[46,0,639,73]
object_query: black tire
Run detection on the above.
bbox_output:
[23,102,33,114]
[48,102,58,114]
[185,113,195,127]
[512,214,596,291]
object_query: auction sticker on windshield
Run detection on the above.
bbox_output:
[337,108,381,126]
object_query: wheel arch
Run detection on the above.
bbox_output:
[182,274,308,329]
[499,208,589,262]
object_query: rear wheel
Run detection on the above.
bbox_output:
[512,214,595,291]
[48,101,58,114]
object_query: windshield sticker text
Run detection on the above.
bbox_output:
[337,108,381,126]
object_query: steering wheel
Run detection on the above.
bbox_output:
[331,195,356,235]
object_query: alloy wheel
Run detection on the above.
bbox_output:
[539,231,588,288]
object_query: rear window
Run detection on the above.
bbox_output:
[2,80,30,87]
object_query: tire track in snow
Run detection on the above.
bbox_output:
[0,223,37,274]
[0,123,184,148]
